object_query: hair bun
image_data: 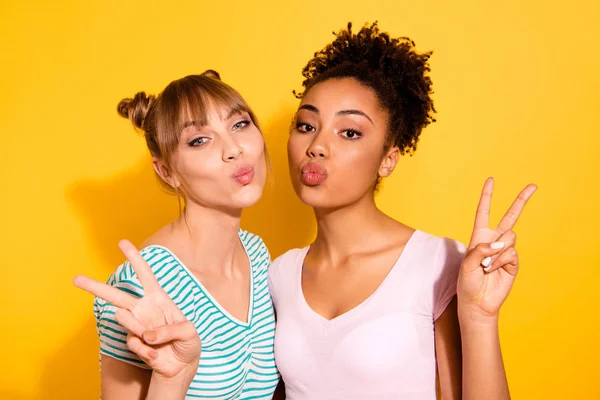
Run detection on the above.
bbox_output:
[201,69,221,80]
[116,91,155,131]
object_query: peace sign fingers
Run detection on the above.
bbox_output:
[496,184,537,233]
[118,240,163,295]
[73,274,138,310]
[473,177,495,231]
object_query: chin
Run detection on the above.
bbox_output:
[293,184,339,209]
[234,184,264,208]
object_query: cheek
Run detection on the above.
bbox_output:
[337,145,382,180]
[242,130,265,159]
[287,134,307,166]
[174,151,219,183]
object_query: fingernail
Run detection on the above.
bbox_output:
[149,350,158,360]
[144,330,157,343]
[491,242,505,249]
[482,257,492,267]
[484,264,492,272]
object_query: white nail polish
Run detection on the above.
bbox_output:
[482,256,492,267]
[491,242,505,249]
[484,264,492,272]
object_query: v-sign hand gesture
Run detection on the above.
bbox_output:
[457,178,537,320]
[73,240,201,379]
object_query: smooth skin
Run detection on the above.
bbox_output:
[75,79,536,399]
[285,78,536,400]
[75,105,267,400]
[75,178,535,400]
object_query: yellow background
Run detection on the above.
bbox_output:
[1,0,598,399]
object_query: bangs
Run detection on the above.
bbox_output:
[154,75,255,159]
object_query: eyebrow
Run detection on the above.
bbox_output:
[183,106,246,128]
[298,104,374,126]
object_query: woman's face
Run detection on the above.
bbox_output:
[157,106,266,211]
[287,77,398,209]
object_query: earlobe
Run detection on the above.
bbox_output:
[152,157,179,188]
[379,146,400,178]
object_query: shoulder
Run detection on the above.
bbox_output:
[269,247,306,280]
[239,229,272,272]
[107,245,179,285]
[239,228,268,252]
[410,230,466,265]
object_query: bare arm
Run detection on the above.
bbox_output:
[100,356,151,400]
[74,241,201,400]
[455,178,537,400]
[146,365,198,400]
[434,296,462,400]
[458,312,508,400]
[435,296,510,400]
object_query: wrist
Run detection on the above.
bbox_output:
[458,302,500,331]
[147,363,198,400]
[152,360,199,387]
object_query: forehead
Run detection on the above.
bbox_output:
[182,103,248,130]
[300,78,382,114]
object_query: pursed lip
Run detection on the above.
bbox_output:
[234,165,253,177]
[300,162,327,186]
[233,165,254,185]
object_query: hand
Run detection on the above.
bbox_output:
[457,178,537,321]
[74,240,201,380]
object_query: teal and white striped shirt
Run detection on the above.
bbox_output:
[94,229,279,399]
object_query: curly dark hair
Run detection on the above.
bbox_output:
[295,22,436,155]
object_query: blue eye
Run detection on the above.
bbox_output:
[187,137,210,147]
[340,129,362,140]
[296,122,315,133]
[233,120,250,130]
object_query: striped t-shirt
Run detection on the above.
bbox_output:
[94,229,279,399]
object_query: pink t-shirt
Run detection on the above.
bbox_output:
[268,230,466,400]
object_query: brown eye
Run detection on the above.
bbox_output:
[296,122,315,133]
[340,129,362,140]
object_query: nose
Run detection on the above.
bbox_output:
[306,133,329,159]
[223,135,243,162]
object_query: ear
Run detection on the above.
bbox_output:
[152,157,180,188]
[378,145,400,178]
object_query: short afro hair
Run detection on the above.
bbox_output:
[295,22,436,155]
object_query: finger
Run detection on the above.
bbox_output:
[73,275,137,309]
[119,240,161,293]
[462,241,506,273]
[487,230,516,266]
[143,321,198,345]
[483,247,519,277]
[497,184,537,232]
[115,309,148,338]
[126,333,158,364]
[473,177,494,230]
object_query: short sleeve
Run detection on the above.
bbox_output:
[241,230,271,281]
[267,255,282,305]
[93,260,151,369]
[267,249,303,310]
[432,238,467,321]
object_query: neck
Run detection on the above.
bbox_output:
[171,201,243,276]
[312,191,393,261]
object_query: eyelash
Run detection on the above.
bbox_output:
[340,129,362,140]
[295,122,315,133]
[233,120,250,130]
[295,122,362,140]
[186,120,251,147]
[187,137,210,147]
